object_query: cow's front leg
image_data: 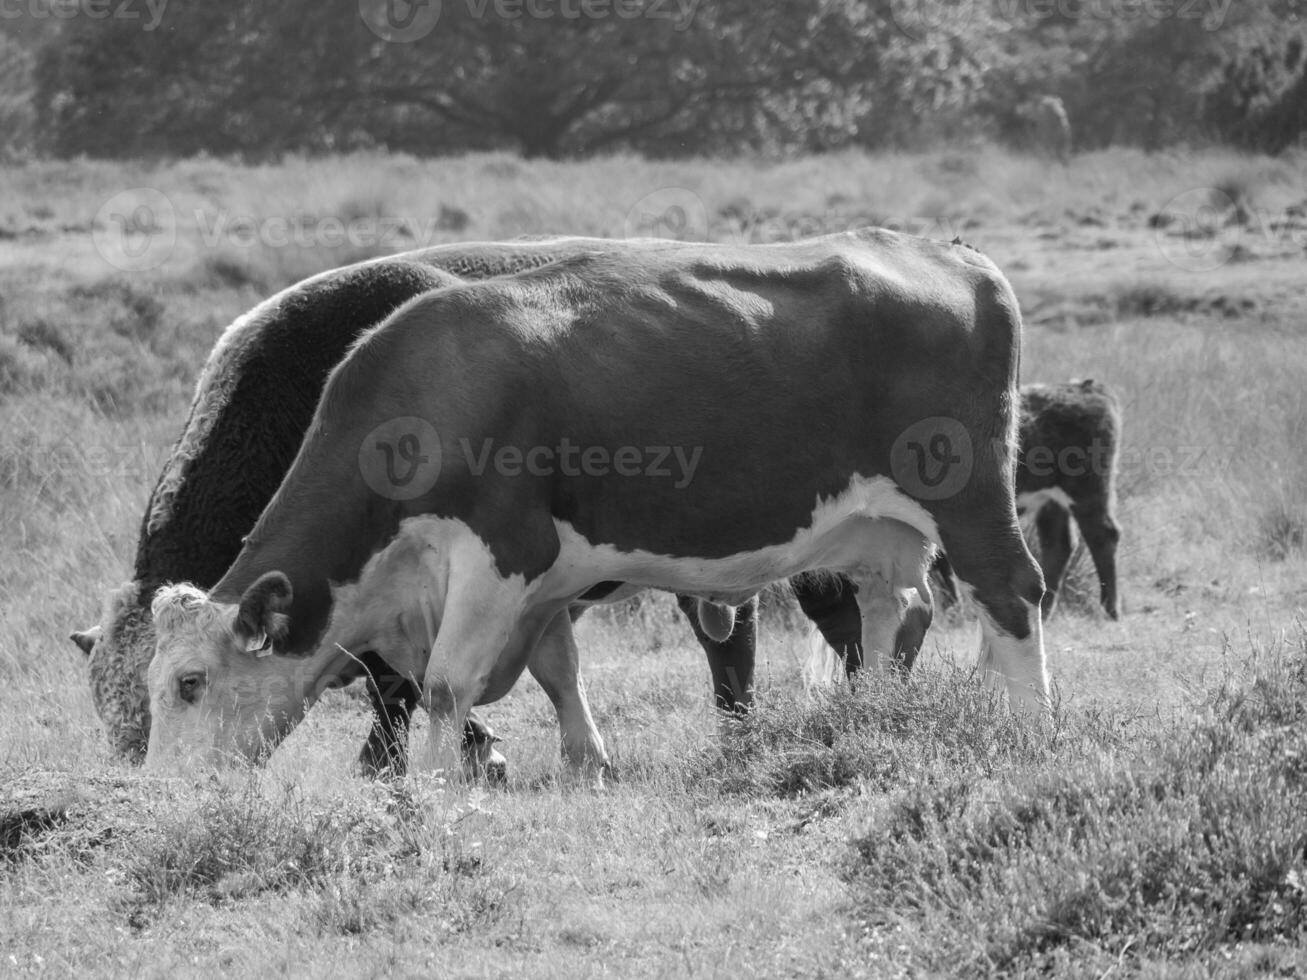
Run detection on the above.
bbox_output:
[852,573,913,676]
[940,515,1050,716]
[417,567,528,781]
[357,650,419,777]
[527,609,609,782]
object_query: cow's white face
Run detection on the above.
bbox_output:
[145,581,302,772]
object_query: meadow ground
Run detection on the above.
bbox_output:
[2,147,1307,977]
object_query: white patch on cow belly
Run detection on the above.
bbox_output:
[545,474,939,602]
[1016,487,1072,515]
[323,514,536,688]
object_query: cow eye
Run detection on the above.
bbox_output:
[178,672,206,705]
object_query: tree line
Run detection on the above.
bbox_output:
[2,0,1304,160]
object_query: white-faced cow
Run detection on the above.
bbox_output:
[71,239,762,775]
[141,230,1049,776]
[73,237,929,773]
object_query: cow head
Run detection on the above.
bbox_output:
[145,572,307,771]
[73,582,154,763]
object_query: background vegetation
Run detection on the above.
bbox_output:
[1,147,1306,974]
[2,0,1306,161]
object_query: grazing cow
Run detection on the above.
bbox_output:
[142,230,1048,776]
[71,238,920,772]
[807,378,1122,676]
[1011,379,1122,618]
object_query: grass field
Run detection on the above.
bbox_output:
[2,147,1307,977]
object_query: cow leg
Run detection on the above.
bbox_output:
[1033,501,1074,621]
[527,609,609,777]
[893,582,934,674]
[417,570,528,779]
[676,593,756,713]
[1071,500,1121,620]
[929,552,961,611]
[356,652,508,783]
[851,574,920,677]
[793,575,863,675]
[357,650,418,777]
[797,573,933,681]
[939,520,1049,715]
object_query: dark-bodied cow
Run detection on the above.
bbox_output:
[141,230,1048,776]
[74,237,907,775]
[1012,379,1122,618]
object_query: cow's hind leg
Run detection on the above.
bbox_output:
[794,575,863,677]
[527,610,609,779]
[1033,500,1074,620]
[940,519,1050,715]
[676,593,757,714]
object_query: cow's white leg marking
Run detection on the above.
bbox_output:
[527,610,608,778]
[415,540,528,778]
[976,598,1049,716]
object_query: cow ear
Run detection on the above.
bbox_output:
[70,626,103,657]
[235,572,293,656]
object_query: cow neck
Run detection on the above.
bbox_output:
[210,432,402,655]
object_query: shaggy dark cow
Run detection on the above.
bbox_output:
[807,378,1122,676]
[75,238,924,773]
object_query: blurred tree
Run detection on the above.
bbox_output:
[25,0,1307,159]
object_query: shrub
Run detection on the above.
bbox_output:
[847,647,1307,975]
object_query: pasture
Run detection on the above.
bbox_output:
[2,148,1307,977]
